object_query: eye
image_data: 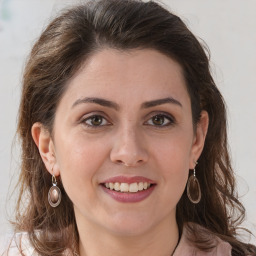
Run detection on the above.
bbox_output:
[146,114,174,127]
[83,115,109,127]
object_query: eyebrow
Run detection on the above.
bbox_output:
[72,96,182,110]
[72,97,119,110]
[141,97,182,108]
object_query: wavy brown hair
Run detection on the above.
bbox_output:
[11,0,255,255]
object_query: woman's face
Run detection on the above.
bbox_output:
[37,49,207,236]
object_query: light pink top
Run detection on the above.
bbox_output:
[174,223,232,256]
[1,223,233,255]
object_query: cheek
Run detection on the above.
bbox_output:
[154,145,189,208]
[152,128,193,169]
[54,133,109,200]
[56,130,108,170]
[151,131,192,194]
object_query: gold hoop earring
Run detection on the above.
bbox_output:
[48,169,62,207]
[187,162,201,204]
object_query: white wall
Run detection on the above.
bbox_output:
[0,0,255,243]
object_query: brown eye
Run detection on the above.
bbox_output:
[152,115,165,125]
[91,116,103,126]
[146,114,174,127]
[84,115,108,127]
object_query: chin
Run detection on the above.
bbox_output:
[103,214,156,237]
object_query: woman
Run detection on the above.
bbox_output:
[5,0,255,255]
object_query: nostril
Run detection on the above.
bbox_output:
[110,136,149,166]
[119,160,144,167]
[114,160,137,167]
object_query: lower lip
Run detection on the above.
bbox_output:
[101,185,156,203]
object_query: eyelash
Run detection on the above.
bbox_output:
[81,114,110,128]
[144,113,175,127]
[81,113,175,128]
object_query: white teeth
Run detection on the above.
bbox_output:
[114,182,120,191]
[129,183,139,193]
[104,182,152,192]
[138,182,144,191]
[120,183,129,192]
[109,183,114,190]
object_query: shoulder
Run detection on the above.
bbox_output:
[0,232,37,256]
[174,222,232,256]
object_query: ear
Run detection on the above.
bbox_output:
[31,122,60,176]
[189,110,209,169]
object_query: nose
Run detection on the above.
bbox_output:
[110,127,149,167]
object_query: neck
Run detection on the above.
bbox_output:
[76,212,179,256]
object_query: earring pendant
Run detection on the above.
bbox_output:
[187,164,201,204]
[48,174,62,207]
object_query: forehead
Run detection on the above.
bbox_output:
[61,48,190,107]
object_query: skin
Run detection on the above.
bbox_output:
[32,49,208,256]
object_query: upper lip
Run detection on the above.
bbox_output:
[101,176,156,184]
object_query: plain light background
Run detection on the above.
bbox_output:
[0,0,255,244]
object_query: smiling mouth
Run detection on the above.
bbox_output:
[102,182,154,193]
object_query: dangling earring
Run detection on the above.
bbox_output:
[187,161,201,204]
[48,168,62,207]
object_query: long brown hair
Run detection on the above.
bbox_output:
[12,0,255,255]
